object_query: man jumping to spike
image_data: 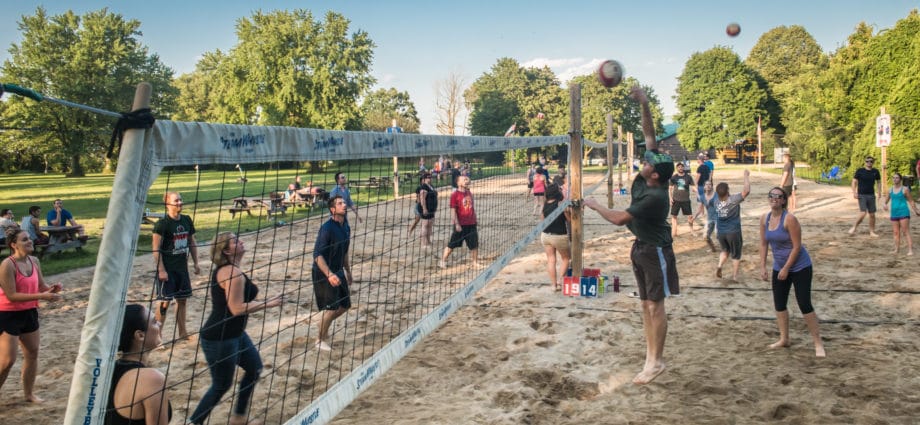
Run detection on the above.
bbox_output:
[584,85,679,385]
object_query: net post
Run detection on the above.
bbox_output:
[605,114,614,209]
[64,82,152,425]
[617,125,623,192]
[627,132,635,182]
[569,83,584,277]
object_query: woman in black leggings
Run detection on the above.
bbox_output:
[758,187,825,357]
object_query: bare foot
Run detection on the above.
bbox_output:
[847,227,856,235]
[869,232,879,237]
[769,340,790,349]
[632,363,666,385]
[815,344,826,358]
[908,250,914,256]
[26,394,44,404]
[715,267,722,278]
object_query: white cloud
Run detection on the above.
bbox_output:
[521,57,584,69]
[521,56,611,85]
[378,73,397,85]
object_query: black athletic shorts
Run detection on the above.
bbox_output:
[0,308,40,336]
[670,201,692,216]
[447,225,478,249]
[155,269,193,300]
[312,269,351,311]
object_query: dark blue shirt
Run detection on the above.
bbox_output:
[313,218,351,279]
[47,208,74,226]
[696,164,711,187]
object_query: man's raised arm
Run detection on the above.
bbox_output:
[630,85,657,151]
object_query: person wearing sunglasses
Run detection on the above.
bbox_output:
[848,156,881,236]
[882,172,920,255]
[759,187,825,357]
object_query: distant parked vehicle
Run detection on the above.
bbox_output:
[718,139,762,163]
[589,158,607,166]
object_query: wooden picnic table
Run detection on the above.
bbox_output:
[352,176,391,193]
[229,196,287,219]
[39,225,86,257]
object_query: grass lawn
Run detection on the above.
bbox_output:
[0,163,513,276]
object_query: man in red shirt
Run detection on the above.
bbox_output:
[439,176,478,268]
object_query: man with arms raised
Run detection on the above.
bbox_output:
[584,86,678,385]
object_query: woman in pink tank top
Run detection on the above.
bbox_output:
[0,228,62,403]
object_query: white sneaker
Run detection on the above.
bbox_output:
[315,340,331,352]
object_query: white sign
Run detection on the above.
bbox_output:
[876,114,891,147]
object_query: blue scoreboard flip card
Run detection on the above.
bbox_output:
[580,276,598,297]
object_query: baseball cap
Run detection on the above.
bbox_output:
[645,150,673,165]
[645,149,675,182]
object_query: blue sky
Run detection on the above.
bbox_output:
[2,1,918,134]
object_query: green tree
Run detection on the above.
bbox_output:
[466,58,567,164]
[783,12,920,174]
[574,74,663,162]
[183,9,375,130]
[468,90,519,136]
[359,88,420,133]
[746,25,828,135]
[675,47,768,153]
[746,26,828,86]
[172,51,226,122]
[1,7,177,176]
[466,58,567,138]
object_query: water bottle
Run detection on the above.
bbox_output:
[613,275,620,293]
[145,208,150,216]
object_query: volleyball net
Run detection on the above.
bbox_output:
[63,112,584,424]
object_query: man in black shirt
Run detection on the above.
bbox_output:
[848,156,882,237]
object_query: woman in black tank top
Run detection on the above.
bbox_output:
[540,184,571,292]
[106,304,171,425]
[189,233,285,425]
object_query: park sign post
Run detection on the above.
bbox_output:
[876,108,891,193]
[876,112,891,148]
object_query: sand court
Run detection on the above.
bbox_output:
[3,168,918,424]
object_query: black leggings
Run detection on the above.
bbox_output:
[771,266,814,314]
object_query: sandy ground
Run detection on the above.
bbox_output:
[3,168,919,424]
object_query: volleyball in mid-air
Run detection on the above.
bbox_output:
[597,60,623,88]
[726,22,741,37]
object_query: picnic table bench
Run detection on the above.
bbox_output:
[229,197,255,218]
[38,225,87,258]
[352,176,391,193]
[229,196,287,219]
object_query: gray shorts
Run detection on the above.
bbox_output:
[629,241,679,301]
[718,232,743,260]
[857,194,877,213]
